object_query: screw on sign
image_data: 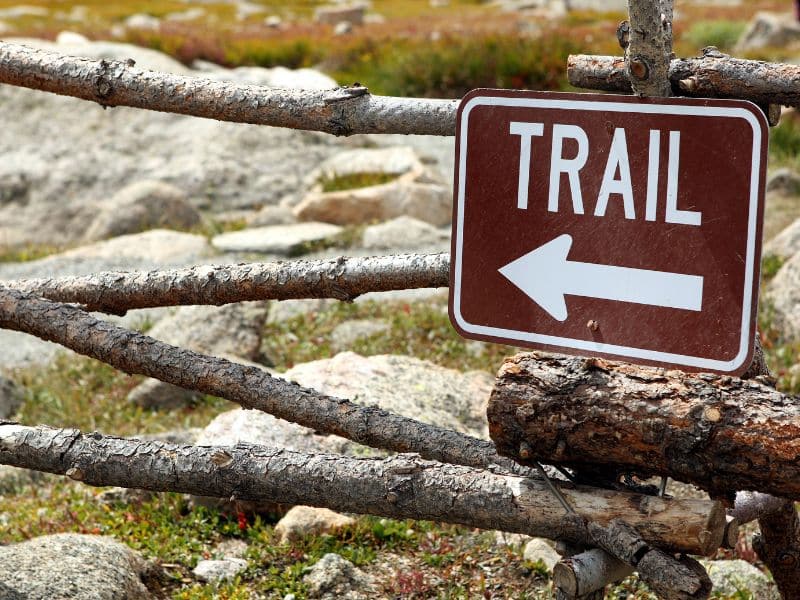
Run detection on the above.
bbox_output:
[448,90,768,375]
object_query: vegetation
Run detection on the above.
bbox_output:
[319,172,397,193]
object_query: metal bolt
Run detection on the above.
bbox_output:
[629,57,649,80]
[66,467,84,481]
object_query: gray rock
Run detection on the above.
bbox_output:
[96,487,155,506]
[0,374,24,419]
[201,65,336,90]
[275,506,355,543]
[267,299,333,324]
[314,4,365,26]
[146,302,269,360]
[0,39,339,250]
[333,21,353,35]
[124,13,161,30]
[193,558,248,583]
[248,204,298,227]
[294,177,452,226]
[766,253,800,339]
[767,168,800,195]
[736,12,800,52]
[0,465,51,494]
[700,559,779,599]
[0,330,64,370]
[764,217,800,261]
[212,222,343,254]
[362,216,450,251]
[0,533,161,599]
[84,180,201,241]
[303,553,373,600]
[311,146,422,184]
[126,378,204,410]
[330,319,390,351]
[523,538,562,572]
[283,352,492,438]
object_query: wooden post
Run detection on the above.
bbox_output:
[625,0,673,97]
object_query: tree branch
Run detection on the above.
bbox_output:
[753,501,800,599]
[0,41,457,137]
[0,285,506,472]
[487,353,800,500]
[3,253,449,315]
[568,51,800,108]
[0,423,728,555]
[625,0,673,97]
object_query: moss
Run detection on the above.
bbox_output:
[319,172,398,193]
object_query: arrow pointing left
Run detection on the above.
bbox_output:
[498,234,704,322]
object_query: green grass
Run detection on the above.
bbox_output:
[682,19,747,53]
[0,244,63,263]
[319,172,398,193]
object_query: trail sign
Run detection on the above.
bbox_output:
[449,90,768,375]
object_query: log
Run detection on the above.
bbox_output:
[588,519,711,600]
[487,352,800,500]
[753,501,800,599]
[0,285,507,473]
[568,50,800,109]
[553,549,633,598]
[3,253,449,315]
[0,42,456,137]
[732,491,786,525]
[0,423,726,555]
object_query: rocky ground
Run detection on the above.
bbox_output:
[2,3,800,599]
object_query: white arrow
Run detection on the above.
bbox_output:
[498,234,704,322]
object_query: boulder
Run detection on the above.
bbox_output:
[310,147,423,184]
[124,13,161,30]
[766,252,800,340]
[0,533,162,599]
[330,319,391,351]
[736,12,800,52]
[303,553,374,600]
[362,216,450,251]
[283,352,492,438]
[275,506,355,543]
[314,4,366,26]
[201,65,337,90]
[523,538,562,572]
[767,168,800,195]
[294,176,452,226]
[247,204,297,227]
[212,222,343,254]
[84,180,201,241]
[193,558,248,583]
[126,378,204,410]
[764,217,800,261]
[699,559,779,599]
[0,374,24,419]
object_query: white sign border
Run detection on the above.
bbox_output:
[451,94,764,373]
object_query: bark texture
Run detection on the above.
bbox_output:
[588,520,711,600]
[753,501,800,600]
[0,285,506,472]
[0,423,728,555]
[0,42,456,137]
[5,253,449,315]
[568,50,800,108]
[487,353,800,500]
[625,0,673,97]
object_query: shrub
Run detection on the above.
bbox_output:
[683,19,746,53]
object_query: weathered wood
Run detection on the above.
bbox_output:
[753,501,800,599]
[625,1,673,97]
[588,519,711,600]
[568,50,800,109]
[0,423,726,555]
[0,41,456,137]
[732,491,787,525]
[3,253,449,315]
[0,285,512,473]
[553,549,633,598]
[487,352,800,500]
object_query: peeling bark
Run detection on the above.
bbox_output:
[0,42,456,137]
[0,285,506,472]
[568,51,800,108]
[554,549,632,599]
[487,353,800,500]
[3,253,449,315]
[0,423,728,555]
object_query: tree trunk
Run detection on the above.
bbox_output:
[4,253,449,315]
[568,51,800,110]
[0,42,456,137]
[0,423,726,555]
[753,501,800,599]
[487,352,800,500]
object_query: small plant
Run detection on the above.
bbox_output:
[318,172,398,193]
[683,20,747,53]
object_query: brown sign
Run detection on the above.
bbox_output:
[449,90,768,375]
